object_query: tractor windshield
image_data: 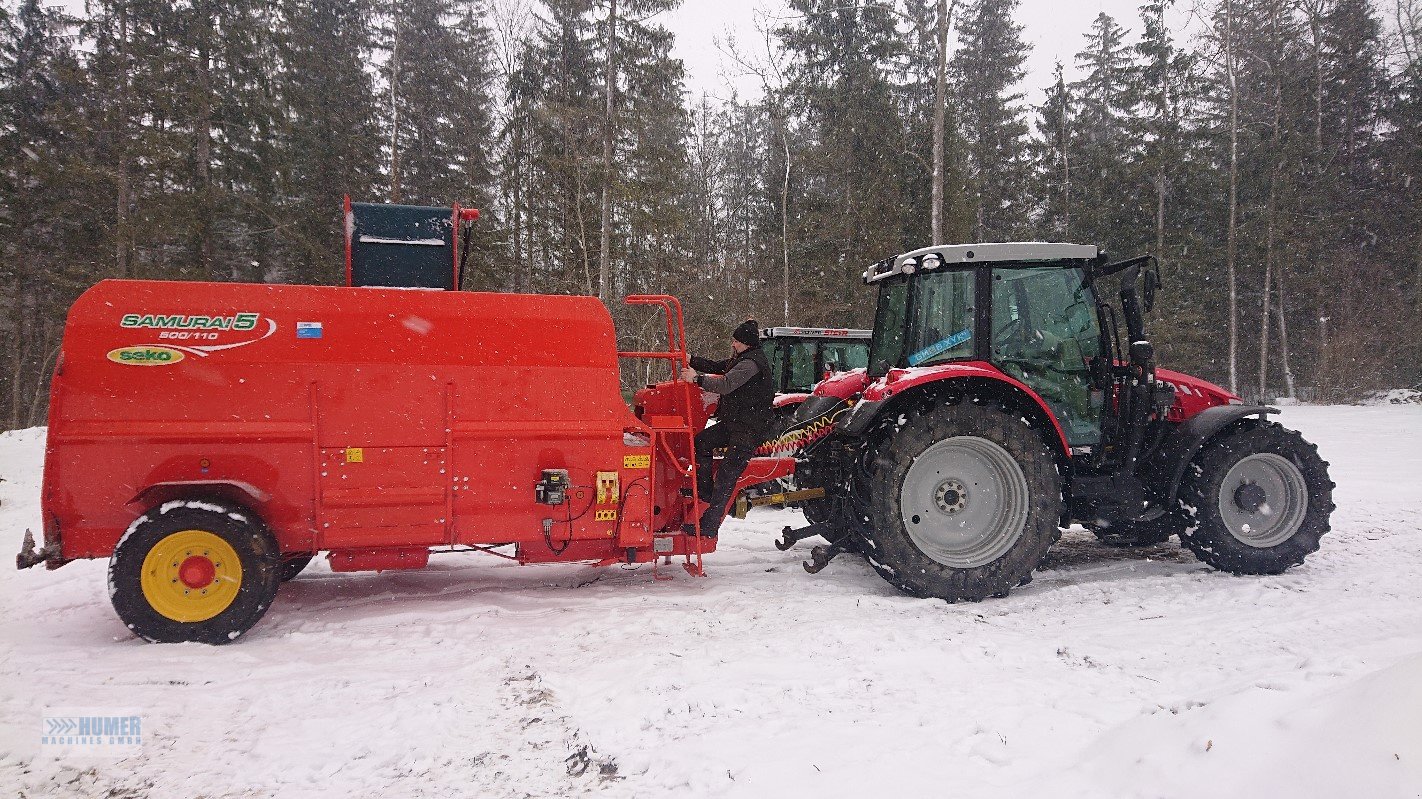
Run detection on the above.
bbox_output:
[868,278,909,377]
[904,268,977,368]
[990,266,1101,446]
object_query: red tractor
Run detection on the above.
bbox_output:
[775,243,1334,600]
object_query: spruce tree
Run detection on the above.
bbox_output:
[950,0,1031,242]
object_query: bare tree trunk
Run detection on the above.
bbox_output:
[1062,92,1072,237]
[1276,265,1297,397]
[1258,222,1273,399]
[575,166,594,296]
[8,290,25,430]
[930,0,955,245]
[389,28,402,203]
[1224,0,1240,394]
[779,111,791,325]
[597,0,617,302]
[512,116,524,293]
[27,324,60,428]
[115,3,131,278]
[195,1,215,280]
[1317,315,1331,395]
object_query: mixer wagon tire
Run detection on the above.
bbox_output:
[863,398,1061,602]
[1178,421,1334,575]
[1086,515,1181,547]
[108,501,281,644]
[279,553,314,582]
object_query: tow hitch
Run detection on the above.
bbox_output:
[16,529,60,570]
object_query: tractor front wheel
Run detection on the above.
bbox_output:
[108,501,281,644]
[864,398,1062,601]
[1178,421,1333,574]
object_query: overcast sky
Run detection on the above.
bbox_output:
[662,0,1204,105]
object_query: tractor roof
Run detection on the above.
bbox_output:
[761,327,871,340]
[863,242,1101,284]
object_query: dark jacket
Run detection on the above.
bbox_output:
[691,346,775,439]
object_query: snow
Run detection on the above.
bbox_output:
[358,235,446,246]
[2,405,1420,798]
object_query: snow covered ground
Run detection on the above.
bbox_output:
[1,404,1419,798]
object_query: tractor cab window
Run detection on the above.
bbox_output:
[990,266,1101,446]
[764,339,787,392]
[786,340,818,392]
[869,278,909,376]
[905,268,976,368]
[821,340,868,375]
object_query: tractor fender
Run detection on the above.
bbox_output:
[1147,404,1279,507]
[128,480,273,512]
[774,392,809,409]
[835,362,1071,458]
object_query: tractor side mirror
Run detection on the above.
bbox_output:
[1142,269,1158,313]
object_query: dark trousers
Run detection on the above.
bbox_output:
[694,422,756,535]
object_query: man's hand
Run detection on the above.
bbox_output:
[679,366,698,383]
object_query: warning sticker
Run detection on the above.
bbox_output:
[623,454,651,470]
[345,447,363,463]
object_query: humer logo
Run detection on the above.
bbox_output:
[41,708,144,756]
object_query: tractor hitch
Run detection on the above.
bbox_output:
[774,521,839,552]
[803,542,848,574]
[16,529,60,570]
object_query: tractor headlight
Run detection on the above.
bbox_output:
[921,253,942,270]
[900,258,918,275]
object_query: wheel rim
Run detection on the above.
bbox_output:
[900,435,1031,568]
[140,530,243,622]
[1216,453,1309,548]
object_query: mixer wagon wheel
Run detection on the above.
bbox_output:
[279,553,315,582]
[108,501,281,644]
[863,397,1061,602]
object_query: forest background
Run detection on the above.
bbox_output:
[3,0,1421,430]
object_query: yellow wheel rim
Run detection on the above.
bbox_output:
[139,530,243,623]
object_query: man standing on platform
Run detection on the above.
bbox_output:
[679,319,775,537]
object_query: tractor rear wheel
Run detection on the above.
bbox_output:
[108,501,281,644]
[1087,514,1182,547]
[864,398,1061,601]
[1178,421,1333,574]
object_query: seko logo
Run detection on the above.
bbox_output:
[106,346,186,366]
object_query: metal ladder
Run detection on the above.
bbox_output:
[618,295,705,578]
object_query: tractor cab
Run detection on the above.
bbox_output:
[863,243,1106,448]
[760,327,871,395]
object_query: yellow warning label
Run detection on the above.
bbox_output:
[594,509,618,522]
[345,447,364,463]
[595,471,619,504]
[623,454,651,469]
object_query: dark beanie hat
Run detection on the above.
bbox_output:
[733,318,760,347]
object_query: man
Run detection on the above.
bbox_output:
[679,318,775,537]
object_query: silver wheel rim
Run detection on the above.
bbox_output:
[1216,453,1309,548]
[900,436,1031,568]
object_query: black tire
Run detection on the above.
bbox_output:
[279,553,315,582]
[863,397,1062,601]
[108,501,281,644]
[1087,514,1183,547]
[1178,421,1334,575]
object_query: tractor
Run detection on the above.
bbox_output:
[759,326,871,423]
[773,242,1335,601]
